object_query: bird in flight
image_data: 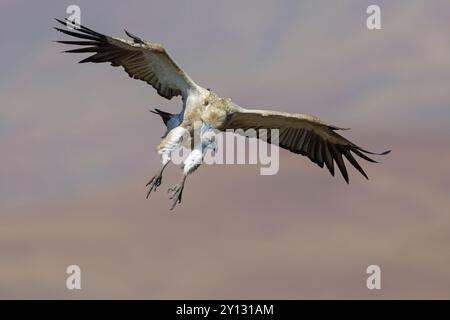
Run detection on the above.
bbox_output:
[55,19,390,210]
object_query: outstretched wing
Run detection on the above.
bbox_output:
[54,19,198,100]
[224,108,390,183]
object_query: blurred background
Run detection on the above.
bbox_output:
[1,0,449,299]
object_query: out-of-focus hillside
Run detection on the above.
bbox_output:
[1,133,449,299]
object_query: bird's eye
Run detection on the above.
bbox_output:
[204,100,209,106]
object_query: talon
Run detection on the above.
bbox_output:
[145,177,154,187]
[145,170,164,198]
[167,176,186,210]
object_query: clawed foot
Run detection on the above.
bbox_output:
[168,177,186,210]
[146,172,163,198]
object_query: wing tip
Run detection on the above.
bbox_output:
[54,18,77,29]
[54,18,66,26]
[124,29,144,44]
[331,126,351,131]
[358,146,392,156]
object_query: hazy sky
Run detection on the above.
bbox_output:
[0,1,449,299]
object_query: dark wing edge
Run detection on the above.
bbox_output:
[226,111,391,183]
[53,18,189,100]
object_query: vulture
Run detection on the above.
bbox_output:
[55,19,390,210]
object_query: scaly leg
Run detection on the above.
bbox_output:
[146,162,169,198]
[168,174,187,210]
[167,149,202,211]
[146,126,187,199]
[168,123,216,210]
